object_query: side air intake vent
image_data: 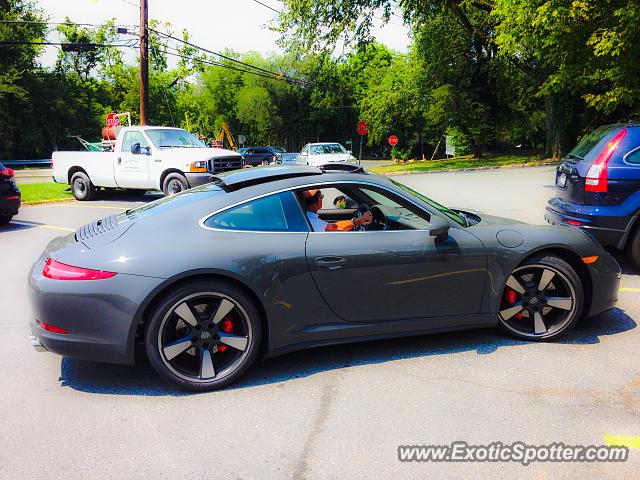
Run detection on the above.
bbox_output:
[75,214,119,242]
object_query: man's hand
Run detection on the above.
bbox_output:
[353,211,373,226]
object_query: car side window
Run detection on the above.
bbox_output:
[625,148,640,165]
[122,131,149,152]
[357,186,431,229]
[204,191,308,232]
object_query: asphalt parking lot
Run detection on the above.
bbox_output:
[1,165,639,479]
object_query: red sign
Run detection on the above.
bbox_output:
[105,113,120,127]
[388,135,399,146]
[356,120,368,136]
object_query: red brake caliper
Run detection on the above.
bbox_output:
[218,316,234,352]
[505,288,523,319]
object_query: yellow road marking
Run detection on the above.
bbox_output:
[12,221,74,232]
[603,434,640,449]
[619,287,640,292]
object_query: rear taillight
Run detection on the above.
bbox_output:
[0,167,15,178]
[42,258,117,281]
[39,321,69,334]
[585,128,627,192]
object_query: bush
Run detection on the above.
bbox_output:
[391,146,412,161]
[446,127,472,156]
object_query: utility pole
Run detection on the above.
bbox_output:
[139,0,149,125]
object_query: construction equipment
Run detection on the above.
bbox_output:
[214,123,237,150]
[70,112,133,152]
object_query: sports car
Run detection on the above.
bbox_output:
[28,164,621,391]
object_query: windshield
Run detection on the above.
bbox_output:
[391,180,467,226]
[146,129,206,148]
[311,144,347,155]
[270,146,286,153]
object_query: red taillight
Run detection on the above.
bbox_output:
[42,258,117,281]
[585,128,627,193]
[566,219,583,226]
[39,321,69,334]
[0,167,15,178]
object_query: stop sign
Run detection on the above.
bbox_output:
[105,113,120,127]
[356,120,368,136]
[388,135,399,146]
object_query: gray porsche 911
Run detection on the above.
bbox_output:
[28,165,620,391]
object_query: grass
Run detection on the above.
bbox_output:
[19,182,73,204]
[369,153,556,174]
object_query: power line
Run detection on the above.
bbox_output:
[0,40,135,47]
[250,0,280,14]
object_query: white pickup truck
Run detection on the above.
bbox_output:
[52,126,243,200]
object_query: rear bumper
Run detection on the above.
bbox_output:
[0,193,21,216]
[28,254,165,365]
[545,198,632,248]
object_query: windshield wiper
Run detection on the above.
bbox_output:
[567,153,583,161]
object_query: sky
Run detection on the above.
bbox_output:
[37,0,411,67]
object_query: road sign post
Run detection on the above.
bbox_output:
[356,121,368,165]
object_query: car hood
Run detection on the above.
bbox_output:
[156,147,240,162]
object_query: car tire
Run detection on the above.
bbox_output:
[145,279,262,391]
[497,254,583,341]
[70,171,96,201]
[625,225,640,270]
[162,173,189,196]
[0,214,13,225]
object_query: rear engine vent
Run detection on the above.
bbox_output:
[75,214,119,242]
[209,156,243,173]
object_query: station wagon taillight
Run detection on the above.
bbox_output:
[585,128,627,193]
[43,258,117,280]
[0,167,15,178]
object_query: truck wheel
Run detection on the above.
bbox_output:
[70,172,96,201]
[162,173,189,196]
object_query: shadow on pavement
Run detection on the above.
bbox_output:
[1,220,44,232]
[59,307,636,397]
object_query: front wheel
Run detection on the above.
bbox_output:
[145,280,262,391]
[70,171,96,201]
[162,173,189,196]
[498,255,583,340]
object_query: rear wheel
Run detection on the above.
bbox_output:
[0,214,13,225]
[145,280,262,391]
[498,255,583,340]
[70,171,96,201]
[625,226,640,270]
[162,173,189,196]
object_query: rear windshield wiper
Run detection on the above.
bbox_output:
[567,153,583,161]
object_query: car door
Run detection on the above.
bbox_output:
[115,131,151,188]
[304,183,487,322]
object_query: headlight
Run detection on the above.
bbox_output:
[190,161,207,173]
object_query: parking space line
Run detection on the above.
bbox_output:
[12,221,75,232]
[619,287,640,292]
[602,434,640,449]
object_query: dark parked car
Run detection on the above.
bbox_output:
[29,165,619,391]
[0,162,21,224]
[238,146,283,166]
[545,123,640,267]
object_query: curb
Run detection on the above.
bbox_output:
[371,160,558,176]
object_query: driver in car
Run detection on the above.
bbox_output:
[303,189,373,232]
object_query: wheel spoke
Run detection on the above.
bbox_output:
[210,298,235,325]
[537,269,555,291]
[533,312,547,334]
[546,297,573,311]
[506,275,526,294]
[199,348,216,379]
[218,332,248,351]
[174,302,199,327]
[163,336,193,361]
[500,303,523,321]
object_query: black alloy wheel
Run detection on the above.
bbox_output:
[498,255,583,340]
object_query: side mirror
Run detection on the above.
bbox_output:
[131,142,141,154]
[429,216,450,240]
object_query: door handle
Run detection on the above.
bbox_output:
[117,157,122,164]
[314,256,347,269]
